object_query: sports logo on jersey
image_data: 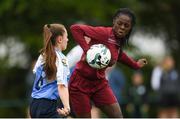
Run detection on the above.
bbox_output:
[108,38,120,46]
[62,59,67,66]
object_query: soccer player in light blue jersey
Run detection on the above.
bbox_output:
[30,23,70,118]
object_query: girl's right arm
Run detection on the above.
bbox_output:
[70,24,109,53]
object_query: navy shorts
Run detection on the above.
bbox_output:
[30,98,60,118]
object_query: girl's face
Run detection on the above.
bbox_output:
[58,29,69,51]
[61,30,69,51]
[113,14,132,38]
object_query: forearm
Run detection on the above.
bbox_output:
[58,85,70,109]
[70,25,90,52]
[118,52,140,69]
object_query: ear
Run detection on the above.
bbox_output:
[56,36,63,43]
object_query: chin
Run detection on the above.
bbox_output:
[63,47,67,51]
[117,35,124,39]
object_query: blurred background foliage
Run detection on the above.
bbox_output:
[0,0,179,117]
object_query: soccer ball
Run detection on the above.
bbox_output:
[86,44,111,69]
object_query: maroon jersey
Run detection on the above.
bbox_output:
[70,24,140,80]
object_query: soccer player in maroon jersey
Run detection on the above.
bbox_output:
[69,8,148,118]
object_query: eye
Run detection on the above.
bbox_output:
[117,21,122,26]
[125,23,130,28]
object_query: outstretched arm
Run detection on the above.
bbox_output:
[118,51,147,69]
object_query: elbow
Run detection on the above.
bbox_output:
[70,24,75,30]
[70,24,80,32]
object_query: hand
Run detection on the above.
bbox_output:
[57,107,70,117]
[84,36,91,44]
[137,58,147,68]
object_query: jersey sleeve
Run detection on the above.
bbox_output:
[118,51,140,69]
[56,57,69,87]
[70,24,109,52]
[33,55,44,73]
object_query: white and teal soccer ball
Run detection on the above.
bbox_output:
[86,44,111,69]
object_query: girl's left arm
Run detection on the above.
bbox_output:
[118,51,147,69]
[57,84,70,116]
[58,84,70,109]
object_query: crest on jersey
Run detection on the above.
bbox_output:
[62,59,67,66]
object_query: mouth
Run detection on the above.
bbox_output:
[119,32,123,35]
[118,30,124,34]
[117,31,125,37]
[113,28,125,38]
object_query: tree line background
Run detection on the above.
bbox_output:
[0,0,179,117]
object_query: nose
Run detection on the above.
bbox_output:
[120,24,125,29]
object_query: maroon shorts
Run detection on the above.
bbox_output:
[69,70,117,115]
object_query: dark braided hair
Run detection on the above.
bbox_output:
[113,8,136,46]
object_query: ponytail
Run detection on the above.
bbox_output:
[40,24,65,80]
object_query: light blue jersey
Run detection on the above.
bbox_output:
[31,49,70,100]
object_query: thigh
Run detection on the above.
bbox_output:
[69,90,91,117]
[99,103,123,118]
[92,84,122,118]
[69,71,92,117]
[92,83,117,106]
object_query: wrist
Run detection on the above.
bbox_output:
[64,105,70,109]
[67,107,70,112]
[64,106,71,112]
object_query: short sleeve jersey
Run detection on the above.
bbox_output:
[31,49,70,100]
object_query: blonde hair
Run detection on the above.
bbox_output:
[40,23,66,80]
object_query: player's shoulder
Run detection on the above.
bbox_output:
[33,54,44,73]
[56,51,69,66]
